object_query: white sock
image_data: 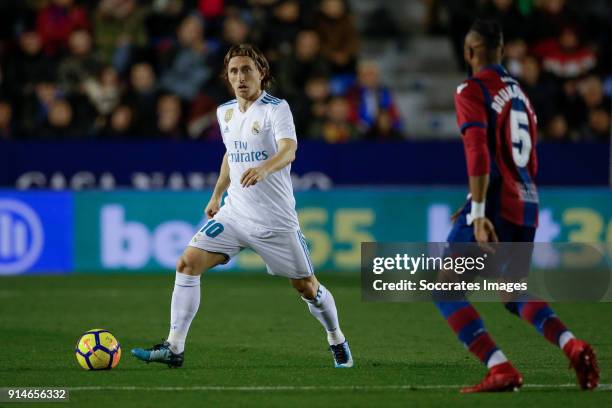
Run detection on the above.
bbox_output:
[166,272,201,354]
[302,284,346,346]
[486,350,508,369]
[559,331,575,349]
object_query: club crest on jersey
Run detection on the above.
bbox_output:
[252,121,261,135]
[224,109,234,122]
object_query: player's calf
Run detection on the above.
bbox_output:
[293,277,353,368]
[291,275,319,299]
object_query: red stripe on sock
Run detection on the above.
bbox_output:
[447,306,480,334]
[468,333,497,363]
[543,317,567,346]
[520,301,547,324]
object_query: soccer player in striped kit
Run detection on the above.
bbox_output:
[436,19,599,393]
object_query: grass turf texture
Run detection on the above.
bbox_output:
[1,273,610,407]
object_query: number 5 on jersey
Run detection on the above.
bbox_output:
[510,108,532,168]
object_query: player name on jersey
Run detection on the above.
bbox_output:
[490,78,534,115]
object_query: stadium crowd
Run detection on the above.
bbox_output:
[432,0,612,141]
[0,0,609,142]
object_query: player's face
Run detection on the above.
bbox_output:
[227,56,263,100]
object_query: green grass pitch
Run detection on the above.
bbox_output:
[1,273,610,407]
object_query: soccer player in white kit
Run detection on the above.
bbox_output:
[132,44,353,368]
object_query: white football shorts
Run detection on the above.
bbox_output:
[188,212,314,279]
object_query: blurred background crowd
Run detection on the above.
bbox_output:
[0,0,610,142]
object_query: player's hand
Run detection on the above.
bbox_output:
[204,196,221,218]
[240,166,269,188]
[473,217,498,253]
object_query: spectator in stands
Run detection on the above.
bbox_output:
[364,111,404,141]
[102,105,134,138]
[559,74,608,133]
[57,30,101,94]
[197,0,227,39]
[93,0,148,71]
[36,0,89,56]
[0,101,14,139]
[146,0,185,47]
[481,0,527,42]
[543,113,570,141]
[577,76,611,140]
[316,0,359,75]
[261,0,301,61]
[559,77,587,130]
[276,29,330,99]
[198,0,225,25]
[0,0,606,142]
[347,60,402,137]
[124,61,159,136]
[82,65,121,133]
[186,93,219,140]
[221,13,251,48]
[155,94,184,138]
[518,55,558,125]
[20,80,61,137]
[532,26,596,80]
[39,99,76,138]
[579,75,608,111]
[528,0,577,43]
[582,108,610,141]
[503,38,527,77]
[6,31,56,102]
[292,75,331,138]
[159,14,214,100]
[309,96,360,143]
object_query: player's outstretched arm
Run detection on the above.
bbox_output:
[240,138,296,187]
[205,152,230,218]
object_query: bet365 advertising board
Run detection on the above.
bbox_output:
[0,189,611,275]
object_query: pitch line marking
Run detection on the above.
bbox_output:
[67,384,612,392]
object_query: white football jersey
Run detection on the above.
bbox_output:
[215,91,299,232]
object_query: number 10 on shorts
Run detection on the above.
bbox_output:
[200,220,224,238]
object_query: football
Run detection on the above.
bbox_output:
[75,329,121,370]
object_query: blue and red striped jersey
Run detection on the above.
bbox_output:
[455,64,539,227]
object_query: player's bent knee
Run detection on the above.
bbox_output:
[176,254,199,275]
[291,277,318,299]
[177,247,225,276]
[176,257,187,273]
